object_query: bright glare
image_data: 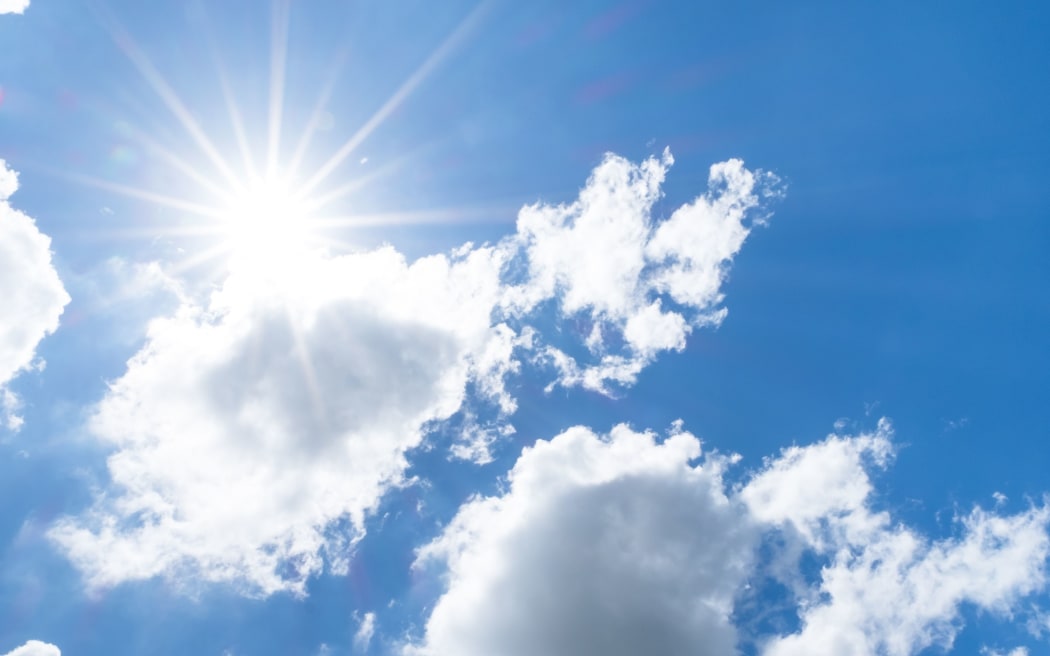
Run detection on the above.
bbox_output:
[82,2,488,281]
[221,177,314,270]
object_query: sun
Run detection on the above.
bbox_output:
[219,176,315,271]
[74,2,490,281]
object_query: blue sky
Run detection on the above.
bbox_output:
[1,1,1049,655]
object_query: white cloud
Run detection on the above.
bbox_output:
[449,417,516,466]
[2,387,24,431]
[741,418,895,550]
[981,648,1029,656]
[1,641,60,656]
[747,421,1050,655]
[408,421,1050,656]
[505,150,780,393]
[51,244,516,596]
[405,423,756,656]
[52,150,783,593]
[0,159,70,430]
[760,503,1050,656]
[0,0,29,15]
[354,612,376,653]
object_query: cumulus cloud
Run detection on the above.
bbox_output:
[0,0,29,15]
[741,419,895,549]
[51,244,514,596]
[1,641,60,656]
[52,150,781,594]
[407,423,753,656]
[0,159,70,430]
[751,424,1050,655]
[407,421,1050,656]
[505,150,780,393]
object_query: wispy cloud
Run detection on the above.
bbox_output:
[353,612,376,653]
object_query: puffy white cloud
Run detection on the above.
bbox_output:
[505,150,780,393]
[778,513,1045,652]
[0,160,70,430]
[51,243,515,596]
[746,430,1050,655]
[406,423,756,656]
[408,421,1050,656]
[508,152,671,320]
[741,419,895,550]
[760,499,1050,656]
[748,422,1050,656]
[0,0,29,15]
[53,150,783,593]
[1,641,60,656]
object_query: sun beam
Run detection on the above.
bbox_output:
[72,2,492,281]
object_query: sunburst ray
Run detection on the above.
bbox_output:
[103,15,244,193]
[286,46,351,180]
[300,3,492,197]
[267,0,293,179]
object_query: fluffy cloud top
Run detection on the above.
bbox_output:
[755,430,1050,656]
[51,244,512,596]
[1,641,60,656]
[407,421,1050,656]
[53,151,780,594]
[407,423,753,656]
[0,0,29,15]
[741,420,895,549]
[0,160,70,429]
[507,150,779,392]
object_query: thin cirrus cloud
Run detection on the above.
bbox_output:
[404,420,1050,656]
[0,160,70,431]
[50,151,777,596]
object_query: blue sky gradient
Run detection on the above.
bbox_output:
[1,1,1049,655]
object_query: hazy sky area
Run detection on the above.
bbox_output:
[1,1,1049,655]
